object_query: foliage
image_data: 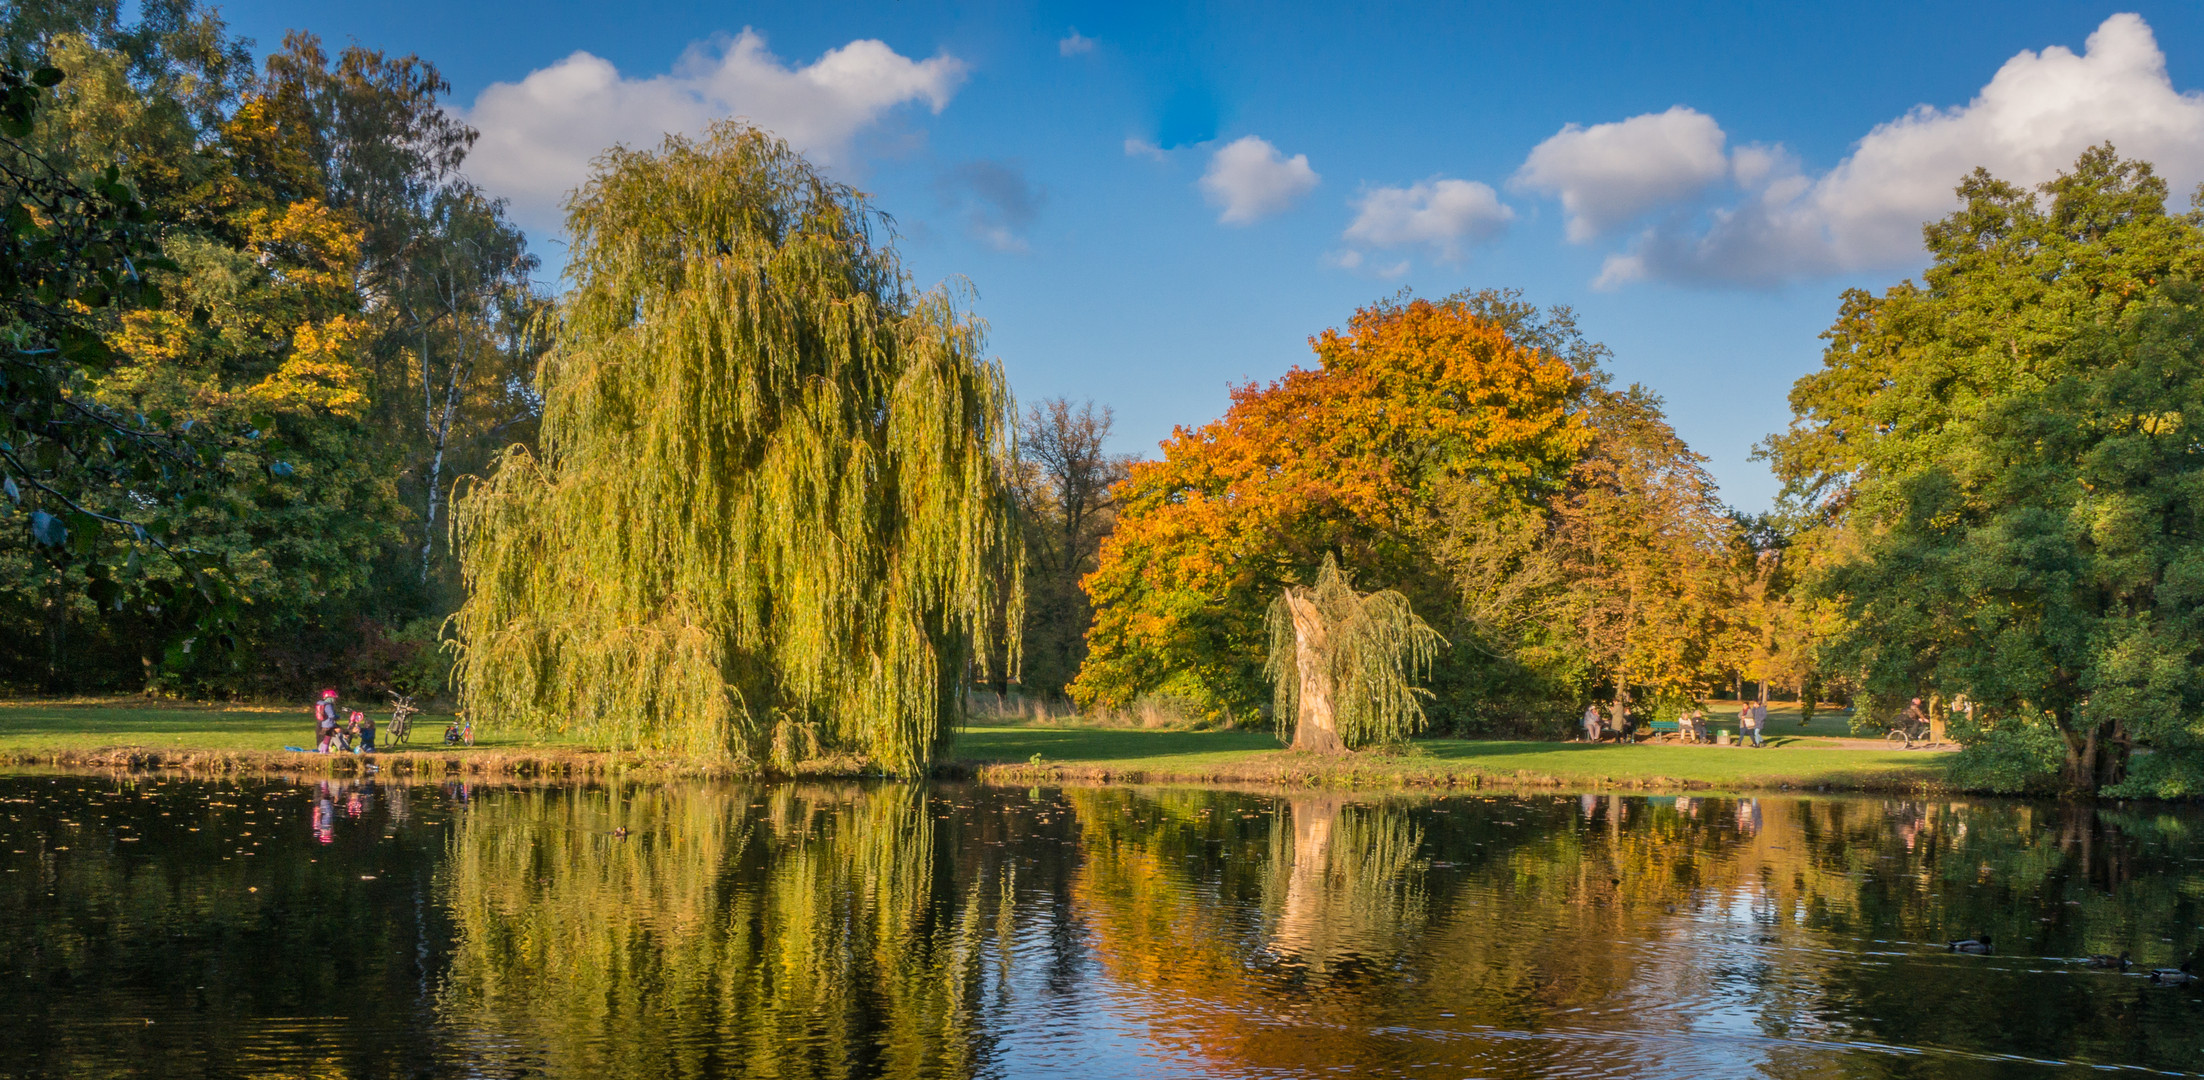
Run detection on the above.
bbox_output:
[1004,397,1130,700]
[1265,554,1443,749]
[450,123,1020,772]
[0,4,547,698]
[1545,386,1736,709]
[1074,291,1593,724]
[1769,146,2204,793]
[1944,708,2069,795]
[0,54,269,683]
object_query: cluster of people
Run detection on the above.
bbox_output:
[312,688,376,753]
[1737,699,1768,747]
[1580,699,1769,746]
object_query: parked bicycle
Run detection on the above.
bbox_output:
[387,693,419,746]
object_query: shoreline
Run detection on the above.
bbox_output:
[945,752,1957,796]
[0,741,1959,796]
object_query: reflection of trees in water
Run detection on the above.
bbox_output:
[437,783,1015,1079]
[1266,796,1427,972]
[1067,789,2204,1078]
[0,777,452,1079]
[1065,789,1436,1074]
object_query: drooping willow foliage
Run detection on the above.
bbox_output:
[1265,555,1444,750]
[450,123,1020,772]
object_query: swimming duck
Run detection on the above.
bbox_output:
[1948,935,1993,954]
[2148,960,2196,986]
[2085,952,2131,970]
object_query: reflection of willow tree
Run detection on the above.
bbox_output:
[438,784,1012,1079]
[1065,789,1435,1073]
[1266,796,1428,970]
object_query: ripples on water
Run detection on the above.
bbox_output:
[0,775,2199,1079]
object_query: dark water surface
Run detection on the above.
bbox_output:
[1,775,2200,1079]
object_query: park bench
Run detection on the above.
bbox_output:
[1643,719,1682,742]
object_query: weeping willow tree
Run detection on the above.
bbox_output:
[450,123,1020,773]
[1266,555,1444,752]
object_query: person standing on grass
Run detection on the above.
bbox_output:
[1748,700,1768,748]
[314,689,340,752]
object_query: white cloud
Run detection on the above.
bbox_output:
[1341,178,1514,262]
[1198,135,1320,224]
[463,29,967,236]
[1513,106,1728,241]
[1570,14,2204,287]
[1059,30,1095,56]
[1123,137,1166,161]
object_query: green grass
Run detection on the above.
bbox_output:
[0,698,564,756]
[952,722,1952,793]
[0,698,1951,793]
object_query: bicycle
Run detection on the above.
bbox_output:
[387,693,419,746]
[1886,716,1932,748]
[443,714,474,747]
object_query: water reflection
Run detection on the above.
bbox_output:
[0,775,2198,1079]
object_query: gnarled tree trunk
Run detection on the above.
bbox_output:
[1284,590,1346,753]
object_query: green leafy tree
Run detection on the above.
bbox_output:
[451,123,1020,772]
[1769,145,2204,794]
[0,56,268,686]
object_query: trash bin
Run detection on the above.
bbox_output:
[1716,731,1733,746]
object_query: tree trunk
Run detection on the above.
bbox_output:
[2063,712,2099,796]
[2094,718,2128,791]
[1284,591,1346,753]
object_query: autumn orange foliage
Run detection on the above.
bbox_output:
[1071,296,1592,720]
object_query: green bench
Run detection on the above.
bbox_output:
[1644,719,1682,741]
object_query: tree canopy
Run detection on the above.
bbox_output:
[1073,291,1736,732]
[1768,146,2204,795]
[450,123,1020,772]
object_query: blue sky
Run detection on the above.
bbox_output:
[217,1,2204,509]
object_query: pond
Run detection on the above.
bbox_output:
[0,775,2199,1079]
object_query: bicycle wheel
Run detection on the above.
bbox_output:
[1886,729,1912,748]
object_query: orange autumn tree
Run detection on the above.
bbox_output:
[1071,292,1595,723]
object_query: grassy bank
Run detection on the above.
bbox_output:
[0,698,695,778]
[2,697,1954,793]
[950,725,1953,794]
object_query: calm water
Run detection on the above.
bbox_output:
[1,775,2200,1079]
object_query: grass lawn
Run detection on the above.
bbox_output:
[952,722,1953,793]
[1,697,1952,793]
[0,697,564,756]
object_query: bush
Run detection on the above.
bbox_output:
[2100,741,2204,799]
[1945,711,2065,794]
